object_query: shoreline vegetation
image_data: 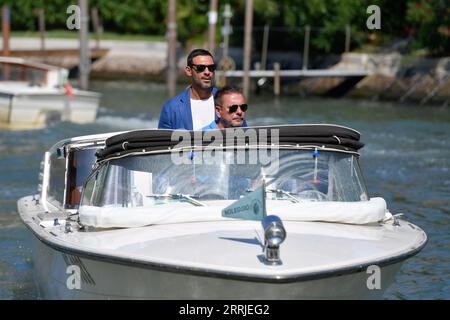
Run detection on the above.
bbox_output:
[6,1,449,56]
[3,1,448,105]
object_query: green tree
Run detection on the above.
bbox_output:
[0,0,447,56]
[406,0,449,55]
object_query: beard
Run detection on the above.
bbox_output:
[230,118,244,127]
[219,117,243,128]
[193,76,214,89]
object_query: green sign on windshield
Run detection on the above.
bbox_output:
[222,183,266,221]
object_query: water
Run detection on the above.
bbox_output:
[1,80,448,299]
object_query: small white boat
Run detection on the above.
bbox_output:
[0,56,100,129]
[17,125,427,299]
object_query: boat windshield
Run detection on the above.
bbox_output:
[0,62,47,85]
[82,149,369,208]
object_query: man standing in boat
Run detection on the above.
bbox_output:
[158,49,218,130]
[202,85,248,130]
[158,49,248,130]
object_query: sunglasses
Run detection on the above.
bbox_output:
[225,104,248,113]
[190,64,216,72]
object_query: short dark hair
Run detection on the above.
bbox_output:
[214,85,244,106]
[187,49,214,66]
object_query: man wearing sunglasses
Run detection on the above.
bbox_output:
[158,49,219,130]
[202,86,248,130]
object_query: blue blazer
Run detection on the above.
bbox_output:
[158,87,248,130]
[158,87,218,130]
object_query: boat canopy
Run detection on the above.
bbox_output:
[96,125,364,161]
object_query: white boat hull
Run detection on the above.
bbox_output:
[0,57,100,129]
[0,91,99,129]
[31,234,401,300]
[16,126,428,300]
[20,196,425,300]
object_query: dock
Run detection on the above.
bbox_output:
[1,37,167,77]
[216,57,375,97]
[216,69,373,78]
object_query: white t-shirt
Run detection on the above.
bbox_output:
[190,95,215,130]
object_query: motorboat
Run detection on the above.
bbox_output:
[17,125,427,299]
[0,56,100,129]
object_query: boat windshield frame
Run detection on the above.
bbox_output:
[41,134,113,211]
[81,145,370,208]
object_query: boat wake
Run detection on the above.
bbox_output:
[96,115,158,130]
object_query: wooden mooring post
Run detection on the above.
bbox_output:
[207,0,218,55]
[261,24,269,70]
[167,0,177,98]
[302,25,310,70]
[91,7,101,50]
[79,0,90,90]
[2,5,10,81]
[32,8,46,52]
[345,24,351,52]
[274,62,280,96]
[242,0,254,100]
[221,4,232,59]
[2,5,10,57]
